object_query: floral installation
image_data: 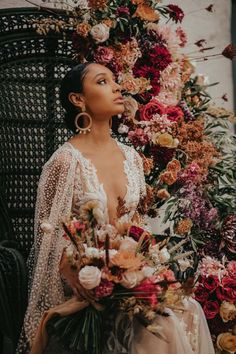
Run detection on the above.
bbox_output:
[29,0,236,351]
[47,198,195,353]
[194,257,236,354]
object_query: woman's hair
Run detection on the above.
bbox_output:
[60,62,92,133]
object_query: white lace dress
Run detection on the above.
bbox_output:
[17,141,215,354]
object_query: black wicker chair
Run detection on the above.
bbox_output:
[0,7,75,353]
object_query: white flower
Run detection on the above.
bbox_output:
[78,265,101,290]
[150,246,170,264]
[90,24,110,43]
[178,259,191,272]
[142,266,155,278]
[84,246,100,259]
[40,222,53,234]
[65,245,74,258]
[96,224,118,242]
[196,74,209,86]
[118,124,129,134]
[100,249,118,260]
[121,270,144,289]
[119,237,138,252]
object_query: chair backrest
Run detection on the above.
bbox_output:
[0,7,75,259]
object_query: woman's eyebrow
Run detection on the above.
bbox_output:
[93,72,115,80]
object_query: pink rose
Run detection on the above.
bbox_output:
[203,300,220,319]
[139,99,165,121]
[94,46,114,64]
[227,261,236,278]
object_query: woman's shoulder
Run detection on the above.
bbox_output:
[43,142,78,170]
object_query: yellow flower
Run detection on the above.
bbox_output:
[157,133,178,148]
[133,4,160,22]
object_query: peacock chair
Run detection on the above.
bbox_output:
[0,7,75,353]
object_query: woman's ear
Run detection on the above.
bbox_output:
[68,92,85,109]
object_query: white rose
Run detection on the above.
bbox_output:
[119,237,138,252]
[121,270,144,289]
[78,265,101,289]
[90,24,110,43]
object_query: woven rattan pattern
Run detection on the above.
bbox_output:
[0,8,75,258]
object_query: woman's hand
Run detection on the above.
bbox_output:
[59,248,95,302]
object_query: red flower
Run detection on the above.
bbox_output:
[95,279,114,299]
[216,277,236,302]
[133,278,162,308]
[165,106,184,122]
[203,300,220,319]
[202,275,220,293]
[194,285,209,303]
[140,99,165,121]
[128,225,151,252]
[167,4,185,23]
[149,45,172,70]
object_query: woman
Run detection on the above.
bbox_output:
[17,62,214,354]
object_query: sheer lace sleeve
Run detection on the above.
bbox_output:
[17,145,78,352]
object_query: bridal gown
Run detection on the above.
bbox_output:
[17,141,215,354]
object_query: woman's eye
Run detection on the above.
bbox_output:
[98,79,106,85]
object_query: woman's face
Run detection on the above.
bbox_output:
[81,63,125,118]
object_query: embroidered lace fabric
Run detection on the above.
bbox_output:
[16,140,147,353]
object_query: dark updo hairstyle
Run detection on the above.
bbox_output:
[60,62,93,133]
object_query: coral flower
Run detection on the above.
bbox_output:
[111,250,144,270]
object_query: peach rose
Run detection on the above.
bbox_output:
[119,237,138,252]
[217,332,236,354]
[123,96,139,122]
[90,23,110,43]
[220,301,236,323]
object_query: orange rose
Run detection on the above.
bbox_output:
[102,19,114,28]
[156,188,170,200]
[133,4,160,22]
[160,171,177,185]
[111,250,143,270]
[167,159,181,173]
[175,218,193,235]
[76,23,91,37]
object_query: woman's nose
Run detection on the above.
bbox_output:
[112,81,121,92]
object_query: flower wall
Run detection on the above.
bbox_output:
[34,0,236,352]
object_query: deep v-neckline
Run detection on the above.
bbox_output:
[66,140,130,220]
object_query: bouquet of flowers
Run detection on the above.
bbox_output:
[46,198,196,354]
[194,256,236,354]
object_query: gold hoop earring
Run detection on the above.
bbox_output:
[75,112,92,134]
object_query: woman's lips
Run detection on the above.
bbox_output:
[114,96,124,103]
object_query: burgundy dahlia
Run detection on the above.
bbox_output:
[149,45,172,70]
[167,4,184,23]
